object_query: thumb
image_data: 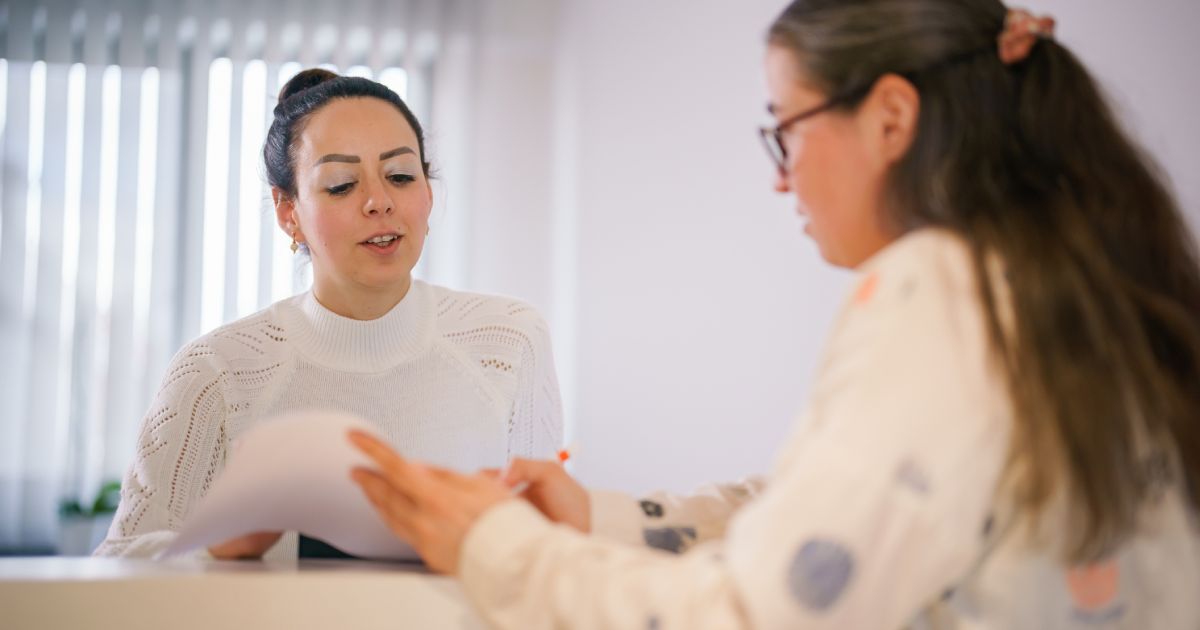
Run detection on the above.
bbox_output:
[502,457,561,487]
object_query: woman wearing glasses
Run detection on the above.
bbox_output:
[349,0,1200,627]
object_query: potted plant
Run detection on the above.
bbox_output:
[58,480,121,555]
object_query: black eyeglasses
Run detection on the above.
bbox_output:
[758,85,870,173]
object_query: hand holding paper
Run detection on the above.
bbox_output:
[164,410,419,561]
[348,430,514,574]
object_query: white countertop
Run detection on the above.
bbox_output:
[0,557,488,629]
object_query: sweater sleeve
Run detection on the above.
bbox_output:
[457,233,1012,630]
[93,341,229,559]
[588,478,767,550]
[506,306,565,460]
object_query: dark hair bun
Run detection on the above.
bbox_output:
[278,68,339,103]
[265,67,431,198]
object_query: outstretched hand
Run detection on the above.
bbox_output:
[494,458,591,533]
[347,430,512,574]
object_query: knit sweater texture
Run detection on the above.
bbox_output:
[95,280,563,560]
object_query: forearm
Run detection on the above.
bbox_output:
[460,501,752,630]
[588,477,766,550]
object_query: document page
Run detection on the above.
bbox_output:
[164,410,418,560]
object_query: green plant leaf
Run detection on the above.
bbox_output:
[59,500,85,517]
[91,480,122,514]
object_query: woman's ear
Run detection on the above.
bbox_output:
[272,188,301,240]
[862,73,920,167]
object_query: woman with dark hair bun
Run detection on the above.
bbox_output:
[347,2,1200,628]
[95,69,564,561]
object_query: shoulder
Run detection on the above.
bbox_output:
[863,228,977,288]
[169,298,297,374]
[847,228,988,315]
[823,227,1004,370]
[805,231,1012,501]
[425,282,550,336]
[423,283,555,367]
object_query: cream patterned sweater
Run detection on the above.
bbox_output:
[95,280,563,560]
[458,229,1200,630]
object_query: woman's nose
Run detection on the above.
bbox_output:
[362,178,394,215]
[773,166,791,193]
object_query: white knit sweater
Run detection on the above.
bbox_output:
[94,280,563,560]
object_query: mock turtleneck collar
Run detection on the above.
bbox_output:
[278,280,436,373]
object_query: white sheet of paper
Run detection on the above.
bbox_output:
[164,409,418,560]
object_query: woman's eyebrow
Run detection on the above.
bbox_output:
[314,146,414,166]
[379,146,415,160]
[315,153,359,166]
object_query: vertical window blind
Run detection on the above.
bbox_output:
[0,0,478,552]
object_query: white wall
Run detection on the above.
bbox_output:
[469,0,1200,496]
[461,0,561,306]
[552,0,849,494]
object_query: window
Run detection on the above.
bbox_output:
[0,0,472,553]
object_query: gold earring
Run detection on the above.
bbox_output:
[290,233,299,254]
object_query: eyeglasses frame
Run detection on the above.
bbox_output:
[758,83,874,173]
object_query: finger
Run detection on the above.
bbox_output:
[351,467,420,539]
[424,464,465,483]
[348,430,432,496]
[425,465,502,493]
[347,430,403,472]
[393,459,476,498]
[351,470,453,571]
[211,530,282,559]
[502,458,561,486]
[245,531,283,547]
[485,470,526,499]
[479,468,502,480]
[352,467,417,512]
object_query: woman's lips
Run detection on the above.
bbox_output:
[361,236,402,254]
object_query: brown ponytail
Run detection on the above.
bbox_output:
[770,0,1200,561]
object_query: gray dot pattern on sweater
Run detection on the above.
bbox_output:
[643,527,697,553]
[787,538,855,611]
[640,500,665,518]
